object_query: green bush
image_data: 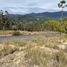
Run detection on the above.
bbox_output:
[58,27,65,33]
[65,30,67,34]
[12,31,22,36]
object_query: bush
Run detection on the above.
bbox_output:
[0,45,18,57]
[25,46,50,67]
[53,50,67,67]
[65,30,67,34]
[58,27,65,33]
[12,31,22,36]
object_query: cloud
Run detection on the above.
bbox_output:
[2,7,46,14]
[0,0,67,14]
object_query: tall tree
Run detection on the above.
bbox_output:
[58,0,67,39]
[0,10,4,30]
[0,10,10,30]
[58,0,67,23]
[4,11,10,29]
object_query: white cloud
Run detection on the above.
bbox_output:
[0,0,67,14]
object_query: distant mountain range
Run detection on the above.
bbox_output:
[9,11,67,19]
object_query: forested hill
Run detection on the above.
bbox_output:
[9,11,67,19]
[0,10,67,33]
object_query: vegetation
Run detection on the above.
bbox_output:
[0,10,67,34]
[0,0,67,67]
[0,36,67,67]
[12,31,22,36]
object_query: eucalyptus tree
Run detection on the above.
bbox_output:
[0,10,10,30]
[4,11,11,29]
[0,10,4,29]
[0,10,3,16]
[58,0,67,23]
[58,0,67,39]
[2,10,9,30]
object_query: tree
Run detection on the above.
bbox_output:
[58,0,67,39]
[4,11,11,30]
[0,10,4,30]
[58,0,67,23]
[0,10,3,16]
[5,11,8,16]
[0,10,10,30]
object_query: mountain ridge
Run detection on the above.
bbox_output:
[9,11,67,19]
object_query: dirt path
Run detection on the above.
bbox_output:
[0,32,65,43]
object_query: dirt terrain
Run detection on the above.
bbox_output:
[0,32,65,43]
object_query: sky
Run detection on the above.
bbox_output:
[0,0,67,14]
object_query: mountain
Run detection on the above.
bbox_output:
[9,11,67,19]
[23,11,67,19]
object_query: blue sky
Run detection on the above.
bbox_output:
[0,0,67,14]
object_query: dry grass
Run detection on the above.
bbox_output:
[0,36,67,67]
[0,30,13,36]
[0,30,52,36]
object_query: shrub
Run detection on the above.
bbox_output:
[58,27,65,33]
[65,30,67,34]
[12,31,22,36]
[0,45,18,57]
[53,50,67,67]
[25,46,51,67]
[32,37,45,45]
